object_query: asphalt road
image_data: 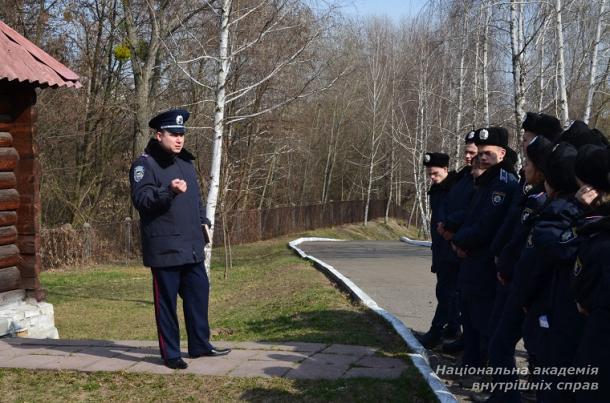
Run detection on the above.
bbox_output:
[297,240,436,334]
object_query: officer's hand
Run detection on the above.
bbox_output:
[576,302,589,316]
[497,272,506,286]
[575,185,599,206]
[436,222,445,235]
[170,179,187,194]
[456,247,467,258]
[442,230,454,241]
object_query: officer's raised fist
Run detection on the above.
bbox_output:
[170,179,188,194]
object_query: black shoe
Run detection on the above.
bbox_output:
[416,330,442,349]
[442,335,464,354]
[443,326,462,339]
[190,347,231,358]
[165,358,188,369]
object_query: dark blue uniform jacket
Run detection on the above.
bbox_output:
[495,184,547,282]
[452,161,519,297]
[573,213,610,314]
[130,139,210,268]
[441,166,475,234]
[429,171,458,272]
[490,174,527,259]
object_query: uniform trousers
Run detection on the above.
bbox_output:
[151,262,214,361]
[431,263,460,332]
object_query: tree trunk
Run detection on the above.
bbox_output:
[205,0,233,278]
[583,0,606,124]
[555,0,569,126]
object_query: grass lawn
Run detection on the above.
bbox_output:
[0,220,435,402]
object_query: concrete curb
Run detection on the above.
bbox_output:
[399,235,432,248]
[288,237,456,403]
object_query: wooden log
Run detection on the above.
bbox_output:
[0,225,17,246]
[0,172,16,189]
[0,148,18,171]
[18,253,37,278]
[0,266,20,293]
[0,189,19,211]
[20,276,39,290]
[0,244,20,269]
[0,132,13,147]
[0,211,17,226]
[17,235,36,255]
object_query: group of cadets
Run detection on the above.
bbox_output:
[419,113,610,403]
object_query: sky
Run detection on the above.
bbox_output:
[345,0,428,21]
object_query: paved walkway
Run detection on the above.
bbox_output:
[0,338,406,379]
[298,240,436,333]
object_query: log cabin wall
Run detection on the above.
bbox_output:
[0,80,42,300]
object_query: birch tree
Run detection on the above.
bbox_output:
[583,0,607,124]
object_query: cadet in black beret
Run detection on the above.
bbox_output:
[130,108,231,370]
[522,112,563,151]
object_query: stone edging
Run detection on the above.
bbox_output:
[288,237,456,403]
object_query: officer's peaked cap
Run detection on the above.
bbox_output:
[544,142,579,193]
[149,109,190,134]
[474,127,510,148]
[522,112,562,143]
[526,135,554,170]
[575,144,610,192]
[423,152,449,168]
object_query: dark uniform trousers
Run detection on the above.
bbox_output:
[151,262,214,361]
[431,262,460,332]
[460,292,495,367]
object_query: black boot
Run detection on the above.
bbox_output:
[165,357,188,369]
[442,335,464,354]
[416,328,443,349]
[443,325,462,340]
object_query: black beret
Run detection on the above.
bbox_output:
[559,120,609,149]
[522,112,563,143]
[148,108,190,133]
[575,144,610,192]
[423,152,449,168]
[474,127,510,148]
[464,130,476,144]
[526,135,554,170]
[544,142,579,193]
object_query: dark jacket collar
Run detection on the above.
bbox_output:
[145,138,195,168]
[475,159,516,186]
[428,170,458,194]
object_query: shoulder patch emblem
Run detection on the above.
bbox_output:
[134,165,145,183]
[492,191,506,206]
[559,228,575,244]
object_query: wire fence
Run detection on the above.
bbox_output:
[40,199,413,270]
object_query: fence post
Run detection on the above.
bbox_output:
[83,222,91,263]
[124,217,132,260]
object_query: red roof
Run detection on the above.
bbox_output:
[0,20,81,88]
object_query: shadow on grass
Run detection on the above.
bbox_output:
[236,309,408,353]
[46,290,153,306]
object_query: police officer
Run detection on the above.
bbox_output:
[130,109,230,370]
[485,135,553,403]
[436,131,478,353]
[417,152,459,348]
[572,144,610,403]
[451,127,519,368]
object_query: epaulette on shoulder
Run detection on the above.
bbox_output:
[500,168,508,183]
[531,191,545,199]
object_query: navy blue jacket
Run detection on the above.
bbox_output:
[510,196,582,313]
[452,161,519,297]
[428,171,458,272]
[495,185,547,282]
[490,174,527,259]
[573,214,610,313]
[441,166,475,234]
[130,139,210,268]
